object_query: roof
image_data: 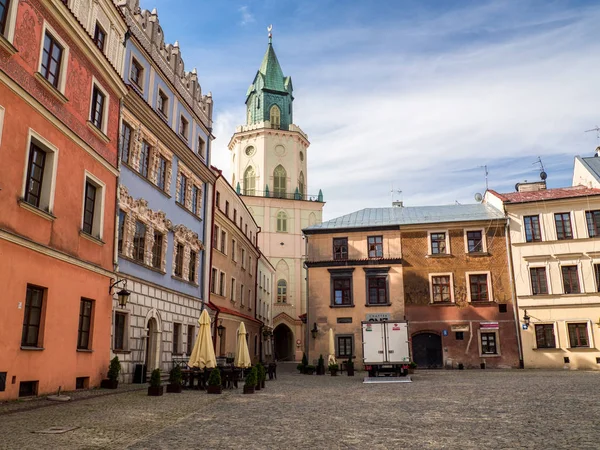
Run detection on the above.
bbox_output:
[487,185,600,204]
[578,156,600,184]
[304,204,505,233]
[213,305,262,325]
[258,43,286,92]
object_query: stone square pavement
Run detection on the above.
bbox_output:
[0,366,599,449]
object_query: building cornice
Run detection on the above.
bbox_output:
[228,125,310,150]
[306,258,402,268]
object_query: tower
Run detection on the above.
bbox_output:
[228,28,324,361]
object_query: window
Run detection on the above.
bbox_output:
[277,279,287,303]
[120,122,133,164]
[220,230,226,254]
[230,278,236,301]
[245,224,248,235]
[152,231,163,269]
[530,267,548,295]
[231,239,236,261]
[240,284,244,306]
[233,209,237,223]
[274,165,287,198]
[157,90,168,117]
[554,213,573,240]
[156,156,167,191]
[24,142,46,208]
[189,251,197,282]
[480,332,497,355]
[469,274,489,302]
[219,271,225,296]
[173,323,181,354]
[197,136,206,158]
[211,268,217,293]
[595,264,600,292]
[21,285,44,347]
[77,299,93,350]
[455,332,464,340]
[117,209,126,253]
[270,105,281,129]
[337,336,353,358]
[298,171,305,197]
[130,58,143,89]
[225,201,229,216]
[244,166,255,195]
[175,243,184,278]
[249,257,253,275]
[333,238,348,261]
[524,215,542,242]
[178,174,187,205]
[568,323,589,348]
[561,265,580,294]
[179,115,188,140]
[216,191,221,209]
[139,141,150,178]
[535,324,556,349]
[133,220,146,262]
[191,185,200,214]
[0,0,10,36]
[586,210,600,237]
[241,248,246,269]
[466,230,484,253]
[187,325,194,356]
[41,32,63,88]
[367,276,388,305]
[82,180,97,235]
[430,232,447,254]
[213,225,219,249]
[431,275,452,303]
[93,22,106,52]
[367,236,383,258]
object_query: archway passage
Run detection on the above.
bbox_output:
[412,332,443,369]
[273,324,294,361]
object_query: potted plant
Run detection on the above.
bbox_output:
[167,366,183,393]
[256,363,266,389]
[329,363,339,376]
[243,367,257,394]
[148,369,163,396]
[317,355,325,375]
[296,362,306,374]
[101,356,121,389]
[305,364,316,375]
[207,368,222,394]
[346,356,355,376]
[408,361,417,374]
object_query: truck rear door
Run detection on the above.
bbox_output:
[384,322,410,363]
[362,322,385,363]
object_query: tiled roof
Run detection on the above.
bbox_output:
[304,204,505,232]
[487,186,600,204]
[258,43,286,92]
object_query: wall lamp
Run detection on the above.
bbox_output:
[523,310,531,328]
[217,320,225,338]
[109,279,131,308]
[311,322,318,339]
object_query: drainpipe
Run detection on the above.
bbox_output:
[505,219,524,368]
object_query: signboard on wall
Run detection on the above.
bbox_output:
[451,325,470,332]
[366,313,391,322]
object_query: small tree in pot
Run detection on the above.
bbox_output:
[243,367,257,394]
[346,356,355,376]
[148,368,163,396]
[207,368,222,394]
[167,366,183,393]
[256,363,266,389]
[101,356,121,389]
[317,355,326,375]
[305,364,316,375]
[329,363,339,376]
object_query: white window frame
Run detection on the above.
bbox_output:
[231,238,237,262]
[558,261,584,295]
[210,267,218,294]
[38,22,70,94]
[88,77,110,135]
[478,328,501,357]
[219,228,227,255]
[428,272,454,303]
[276,210,288,233]
[463,228,487,253]
[553,211,577,240]
[80,170,106,240]
[564,320,594,349]
[465,271,493,302]
[219,271,226,297]
[1,0,19,43]
[527,263,553,296]
[21,129,59,214]
[521,214,545,243]
[427,230,450,256]
[531,321,559,350]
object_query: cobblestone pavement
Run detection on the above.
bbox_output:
[1,367,599,449]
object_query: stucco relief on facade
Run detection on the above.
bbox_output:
[176,162,203,214]
[172,224,203,283]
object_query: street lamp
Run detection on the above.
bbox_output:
[109,279,130,308]
[311,322,318,339]
[217,321,225,338]
[523,310,531,327]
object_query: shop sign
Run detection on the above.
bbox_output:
[337,317,352,324]
[366,313,391,322]
[451,325,470,332]
[480,322,499,329]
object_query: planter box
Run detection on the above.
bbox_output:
[330,370,338,376]
[166,384,182,393]
[100,379,118,389]
[243,385,255,394]
[305,369,315,375]
[148,386,164,396]
[207,385,222,394]
[347,368,355,376]
[255,383,261,391]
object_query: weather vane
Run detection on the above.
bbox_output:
[268,24,273,43]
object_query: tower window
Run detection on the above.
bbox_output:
[270,105,280,129]
[244,166,256,196]
[257,98,260,109]
[277,211,288,232]
[298,171,305,198]
[273,165,286,198]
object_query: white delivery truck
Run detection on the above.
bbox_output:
[362,321,410,377]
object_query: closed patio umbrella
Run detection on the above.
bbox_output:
[234,322,252,368]
[188,309,216,369]
[328,328,337,366]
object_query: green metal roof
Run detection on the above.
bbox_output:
[258,43,286,92]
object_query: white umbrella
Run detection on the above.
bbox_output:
[328,328,337,366]
[234,322,252,368]
[188,309,216,369]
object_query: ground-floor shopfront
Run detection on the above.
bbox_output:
[0,237,114,400]
[110,275,213,383]
[213,306,262,366]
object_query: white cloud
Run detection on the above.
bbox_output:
[238,5,255,26]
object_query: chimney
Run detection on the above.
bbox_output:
[392,201,403,208]
[515,180,546,192]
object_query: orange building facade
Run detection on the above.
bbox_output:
[0,0,126,399]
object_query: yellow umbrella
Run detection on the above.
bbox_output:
[188,309,216,369]
[328,328,337,366]
[234,322,252,368]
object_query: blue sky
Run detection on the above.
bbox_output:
[143,0,600,219]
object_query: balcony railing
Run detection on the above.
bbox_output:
[238,188,324,202]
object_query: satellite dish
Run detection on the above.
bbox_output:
[540,171,547,181]
[474,193,483,202]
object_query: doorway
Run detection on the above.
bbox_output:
[273,324,294,361]
[412,332,443,369]
[145,317,160,372]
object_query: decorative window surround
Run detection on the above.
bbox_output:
[172,224,203,284]
[464,228,487,254]
[427,230,451,256]
[429,272,455,303]
[465,271,493,302]
[176,162,203,215]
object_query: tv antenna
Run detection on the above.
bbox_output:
[390,184,402,202]
[585,126,600,139]
[533,157,547,181]
[478,165,489,191]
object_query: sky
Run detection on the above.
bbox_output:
[142,0,600,220]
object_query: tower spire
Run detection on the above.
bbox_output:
[267,24,273,44]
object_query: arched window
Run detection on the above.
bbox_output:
[298,171,305,198]
[273,165,286,198]
[277,211,288,232]
[270,105,280,129]
[277,279,287,303]
[244,166,255,196]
